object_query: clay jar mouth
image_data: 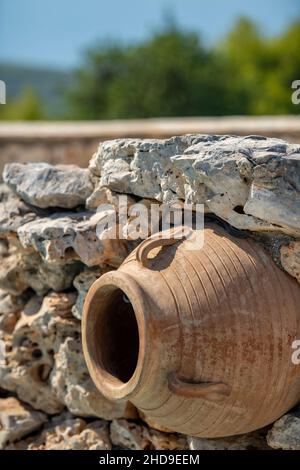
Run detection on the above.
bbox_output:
[82,271,148,401]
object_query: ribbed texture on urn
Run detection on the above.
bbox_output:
[83,225,300,438]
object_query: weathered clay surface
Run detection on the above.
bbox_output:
[0,396,46,449]
[83,225,300,438]
[3,163,94,209]
[267,410,300,450]
[110,419,187,450]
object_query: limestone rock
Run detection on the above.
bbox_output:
[0,239,8,256]
[72,267,110,320]
[173,137,300,236]
[3,163,94,209]
[0,289,28,334]
[188,429,270,450]
[86,184,112,210]
[0,292,136,419]
[0,289,28,315]
[50,336,137,419]
[89,136,194,201]
[86,185,137,211]
[148,428,188,451]
[7,415,112,450]
[267,411,300,450]
[0,245,82,296]
[1,135,300,451]
[110,419,151,450]
[92,135,300,237]
[0,310,19,335]
[0,184,38,236]
[0,293,74,414]
[0,396,46,449]
[244,154,300,232]
[17,210,129,268]
[280,241,300,283]
[110,419,187,450]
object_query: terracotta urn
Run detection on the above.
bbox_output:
[82,225,300,437]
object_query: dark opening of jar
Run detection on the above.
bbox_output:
[95,287,140,384]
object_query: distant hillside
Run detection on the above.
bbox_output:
[0,63,73,117]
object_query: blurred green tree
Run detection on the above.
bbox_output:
[0,88,44,120]
[68,19,300,119]
[68,29,236,119]
[220,18,300,115]
[2,18,300,120]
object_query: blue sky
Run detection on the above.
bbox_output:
[0,0,299,69]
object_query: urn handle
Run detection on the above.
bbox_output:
[168,372,231,403]
[136,226,191,268]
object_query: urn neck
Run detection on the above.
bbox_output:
[82,270,153,401]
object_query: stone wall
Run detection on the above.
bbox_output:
[0,133,300,450]
[1,116,300,178]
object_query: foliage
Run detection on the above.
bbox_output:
[0,87,44,120]
[1,18,300,119]
[68,18,300,119]
[68,28,237,119]
[219,18,300,115]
